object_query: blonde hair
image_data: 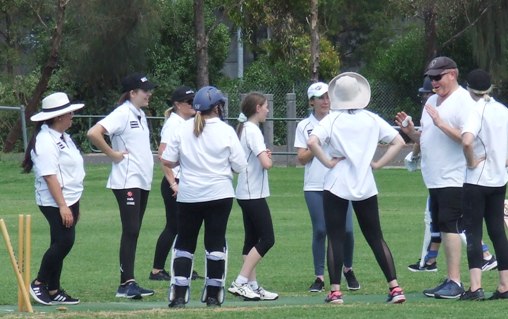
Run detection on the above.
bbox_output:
[236,92,266,139]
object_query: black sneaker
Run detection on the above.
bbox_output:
[482,255,498,271]
[29,280,52,305]
[459,288,485,301]
[343,270,360,290]
[489,289,508,300]
[423,279,448,297]
[149,269,171,281]
[168,297,186,308]
[50,289,80,305]
[192,270,204,280]
[206,296,221,307]
[116,281,154,299]
[309,278,324,292]
[408,259,438,272]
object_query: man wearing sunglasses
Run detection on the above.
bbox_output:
[396,56,476,299]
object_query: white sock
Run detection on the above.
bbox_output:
[235,275,248,285]
[249,280,259,290]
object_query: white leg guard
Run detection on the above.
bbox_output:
[201,244,228,304]
[168,247,194,303]
[460,232,467,246]
[420,198,432,268]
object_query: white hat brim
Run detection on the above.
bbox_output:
[30,103,85,122]
[329,72,371,110]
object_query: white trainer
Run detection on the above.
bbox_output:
[255,286,278,301]
[227,282,260,301]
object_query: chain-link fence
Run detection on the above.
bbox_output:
[1,81,420,156]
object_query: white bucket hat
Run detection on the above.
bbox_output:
[30,92,84,122]
[328,72,371,110]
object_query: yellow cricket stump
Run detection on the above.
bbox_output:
[0,218,33,313]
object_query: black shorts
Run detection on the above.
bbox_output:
[428,187,462,233]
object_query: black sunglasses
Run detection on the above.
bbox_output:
[428,72,450,82]
[183,99,193,105]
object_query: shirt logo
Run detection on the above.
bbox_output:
[126,191,135,206]
[130,121,139,128]
[306,128,313,137]
[56,141,66,149]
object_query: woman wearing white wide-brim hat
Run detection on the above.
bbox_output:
[307,72,407,304]
[22,92,85,306]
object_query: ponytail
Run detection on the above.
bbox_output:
[21,121,45,173]
[193,112,206,137]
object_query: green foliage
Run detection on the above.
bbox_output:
[147,0,231,118]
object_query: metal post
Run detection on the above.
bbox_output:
[286,93,296,167]
[20,105,27,151]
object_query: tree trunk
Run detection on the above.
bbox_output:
[3,0,68,153]
[194,0,209,88]
[423,0,437,65]
[309,0,319,82]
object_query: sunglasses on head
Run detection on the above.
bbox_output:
[428,72,450,82]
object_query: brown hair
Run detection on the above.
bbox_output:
[236,92,266,139]
[116,91,131,106]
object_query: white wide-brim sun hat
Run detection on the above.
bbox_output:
[30,92,84,122]
[328,72,371,110]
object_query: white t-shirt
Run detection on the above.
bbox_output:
[294,113,329,191]
[32,124,85,207]
[236,121,270,199]
[98,101,154,190]
[162,117,247,203]
[462,97,508,186]
[311,109,398,200]
[160,112,186,179]
[420,87,473,188]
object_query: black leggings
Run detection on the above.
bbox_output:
[152,178,178,269]
[37,202,79,291]
[173,198,232,290]
[113,188,149,283]
[323,191,397,285]
[463,183,508,270]
[237,198,275,257]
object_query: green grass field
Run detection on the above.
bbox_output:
[0,153,506,318]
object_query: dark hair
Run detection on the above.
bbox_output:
[21,119,55,173]
[236,92,266,138]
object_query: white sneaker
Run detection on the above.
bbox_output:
[255,286,278,301]
[228,282,260,301]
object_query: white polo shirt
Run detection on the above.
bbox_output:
[462,97,508,186]
[32,124,85,207]
[311,109,398,200]
[236,121,270,199]
[420,87,473,188]
[98,101,154,190]
[160,112,186,179]
[162,117,247,203]
[294,113,329,191]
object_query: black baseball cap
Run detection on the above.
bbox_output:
[170,86,195,103]
[424,57,457,76]
[121,72,157,93]
[467,69,491,91]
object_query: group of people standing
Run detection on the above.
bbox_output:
[21,56,508,309]
[22,73,278,308]
[396,57,508,301]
